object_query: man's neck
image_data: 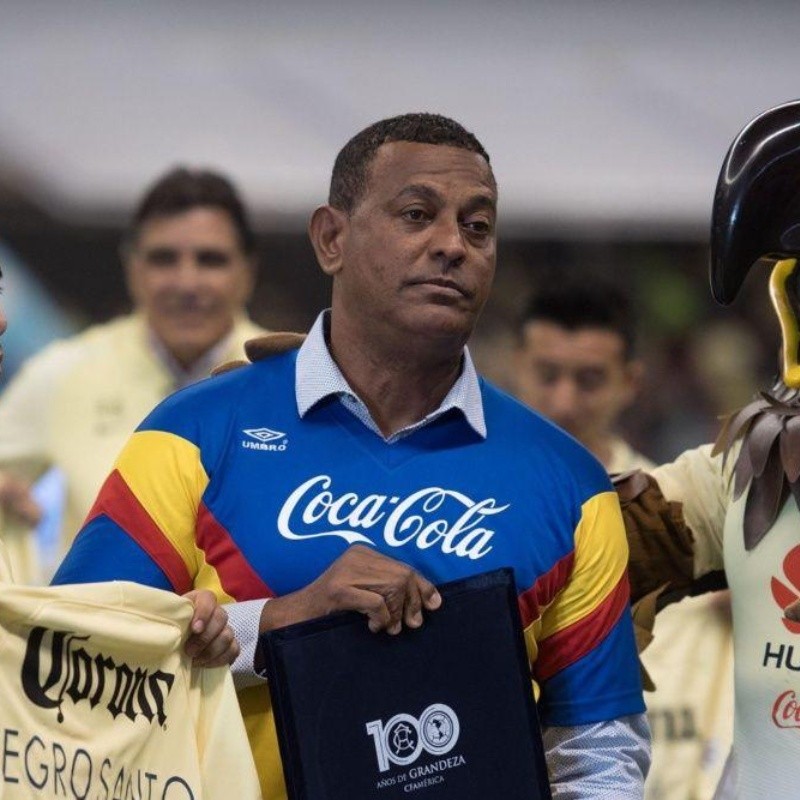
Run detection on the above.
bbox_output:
[327,318,464,438]
[148,328,233,389]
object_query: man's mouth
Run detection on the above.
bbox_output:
[160,302,216,319]
[411,278,470,298]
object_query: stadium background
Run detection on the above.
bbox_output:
[0,0,797,462]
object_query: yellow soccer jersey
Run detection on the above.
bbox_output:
[0,579,260,799]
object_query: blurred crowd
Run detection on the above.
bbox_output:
[1,225,777,467]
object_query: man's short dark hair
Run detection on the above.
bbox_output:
[520,277,638,359]
[329,113,493,213]
[127,167,256,254]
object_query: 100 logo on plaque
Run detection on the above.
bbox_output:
[366,703,461,772]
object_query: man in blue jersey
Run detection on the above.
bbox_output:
[54,113,649,799]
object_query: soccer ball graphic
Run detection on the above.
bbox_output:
[424,712,453,745]
[420,705,459,752]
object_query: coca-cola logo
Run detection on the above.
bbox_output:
[770,545,800,634]
[22,626,175,726]
[277,475,510,561]
[773,690,800,729]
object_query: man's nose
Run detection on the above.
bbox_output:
[173,256,204,291]
[430,216,467,268]
[549,379,579,422]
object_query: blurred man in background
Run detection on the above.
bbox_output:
[514,277,650,472]
[0,167,266,581]
[513,277,733,800]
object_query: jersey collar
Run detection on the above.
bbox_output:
[295,311,486,442]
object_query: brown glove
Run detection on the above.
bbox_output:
[612,470,696,605]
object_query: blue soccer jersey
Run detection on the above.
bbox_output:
[55,346,644,799]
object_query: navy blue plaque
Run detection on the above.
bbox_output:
[261,567,552,800]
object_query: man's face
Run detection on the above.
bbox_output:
[125,207,254,367]
[328,141,497,350]
[514,321,639,447]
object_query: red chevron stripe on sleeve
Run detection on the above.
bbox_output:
[533,573,631,682]
[197,503,276,601]
[85,470,194,594]
[517,551,575,629]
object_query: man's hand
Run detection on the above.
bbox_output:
[260,545,442,634]
[183,589,240,667]
[0,473,42,526]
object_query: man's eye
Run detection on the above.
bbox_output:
[402,208,429,223]
[576,370,607,391]
[196,250,231,267]
[463,218,492,236]
[143,248,178,266]
[534,365,560,385]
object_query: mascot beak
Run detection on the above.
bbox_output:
[711,100,800,305]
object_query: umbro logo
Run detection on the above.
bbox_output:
[241,427,288,452]
[244,427,285,443]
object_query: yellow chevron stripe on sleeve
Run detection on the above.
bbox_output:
[195,554,236,604]
[538,490,629,639]
[113,430,210,585]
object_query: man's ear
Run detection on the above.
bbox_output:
[622,358,645,407]
[121,245,142,304]
[240,254,258,302]
[308,205,348,276]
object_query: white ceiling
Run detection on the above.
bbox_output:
[1,0,799,235]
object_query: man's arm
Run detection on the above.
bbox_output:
[0,341,78,521]
[650,444,729,579]
[544,715,650,800]
[54,514,240,668]
[257,543,442,634]
[51,409,239,667]
[226,544,443,685]
[614,444,730,607]
[55,426,443,672]
[0,347,77,582]
[534,488,649,795]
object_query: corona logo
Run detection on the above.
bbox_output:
[21,626,175,726]
[771,544,800,634]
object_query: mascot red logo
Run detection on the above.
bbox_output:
[771,544,800,634]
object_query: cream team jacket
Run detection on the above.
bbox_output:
[607,436,657,475]
[650,443,800,799]
[611,439,734,800]
[0,550,260,799]
[0,313,265,582]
